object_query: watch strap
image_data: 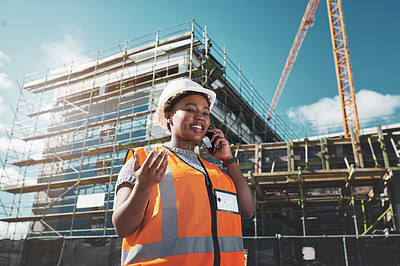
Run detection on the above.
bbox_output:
[222,156,238,167]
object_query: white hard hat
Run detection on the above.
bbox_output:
[154,79,216,129]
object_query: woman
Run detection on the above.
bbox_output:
[113,79,254,266]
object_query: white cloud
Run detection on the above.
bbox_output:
[0,221,30,239]
[0,166,23,186]
[0,136,44,161]
[356,90,400,120]
[0,121,10,150]
[0,50,11,68]
[0,121,6,134]
[0,165,37,187]
[0,136,20,153]
[0,51,13,90]
[287,89,400,133]
[287,95,341,126]
[41,31,89,68]
[0,96,4,115]
[0,73,13,89]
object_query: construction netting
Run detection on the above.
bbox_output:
[0,237,122,266]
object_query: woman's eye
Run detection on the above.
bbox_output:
[203,112,210,117]
[187,109,195,113]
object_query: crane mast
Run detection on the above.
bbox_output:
[267,0,360,137]
[326,0,360,137]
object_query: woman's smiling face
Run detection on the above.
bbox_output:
[167,94,211,146]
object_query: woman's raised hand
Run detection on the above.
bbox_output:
[135,149,169,190]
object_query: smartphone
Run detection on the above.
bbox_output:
[202,126,216,154]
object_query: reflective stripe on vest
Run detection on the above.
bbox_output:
[144,146,179,241]
[122,236,243,264]
[121,146,243,265]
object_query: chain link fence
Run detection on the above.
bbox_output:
[243,234,400,266]
[1,235,400,265]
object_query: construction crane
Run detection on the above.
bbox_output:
[266,0,360,137]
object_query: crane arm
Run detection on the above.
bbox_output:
[267,0,320,120]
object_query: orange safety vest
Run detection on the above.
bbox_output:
[120,146,244,266]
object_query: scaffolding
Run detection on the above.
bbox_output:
[0,20,286,239]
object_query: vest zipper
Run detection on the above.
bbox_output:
[200,160,221,266]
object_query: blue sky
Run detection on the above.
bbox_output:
[0,0,400,155]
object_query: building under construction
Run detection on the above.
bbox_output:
[0,20,284,239]
[1,20,400,265]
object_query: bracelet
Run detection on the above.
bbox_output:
[222,156,239,168]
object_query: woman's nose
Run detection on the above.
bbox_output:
[194,111,205,120]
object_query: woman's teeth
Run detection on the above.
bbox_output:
[191,125,203,132]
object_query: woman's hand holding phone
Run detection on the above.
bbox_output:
[202,127,233,162]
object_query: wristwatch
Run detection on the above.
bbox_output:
[222,156,239,167]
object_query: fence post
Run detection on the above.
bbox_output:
[342,237,349,266]
[277,234,282,266]
[254,190,257,237]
